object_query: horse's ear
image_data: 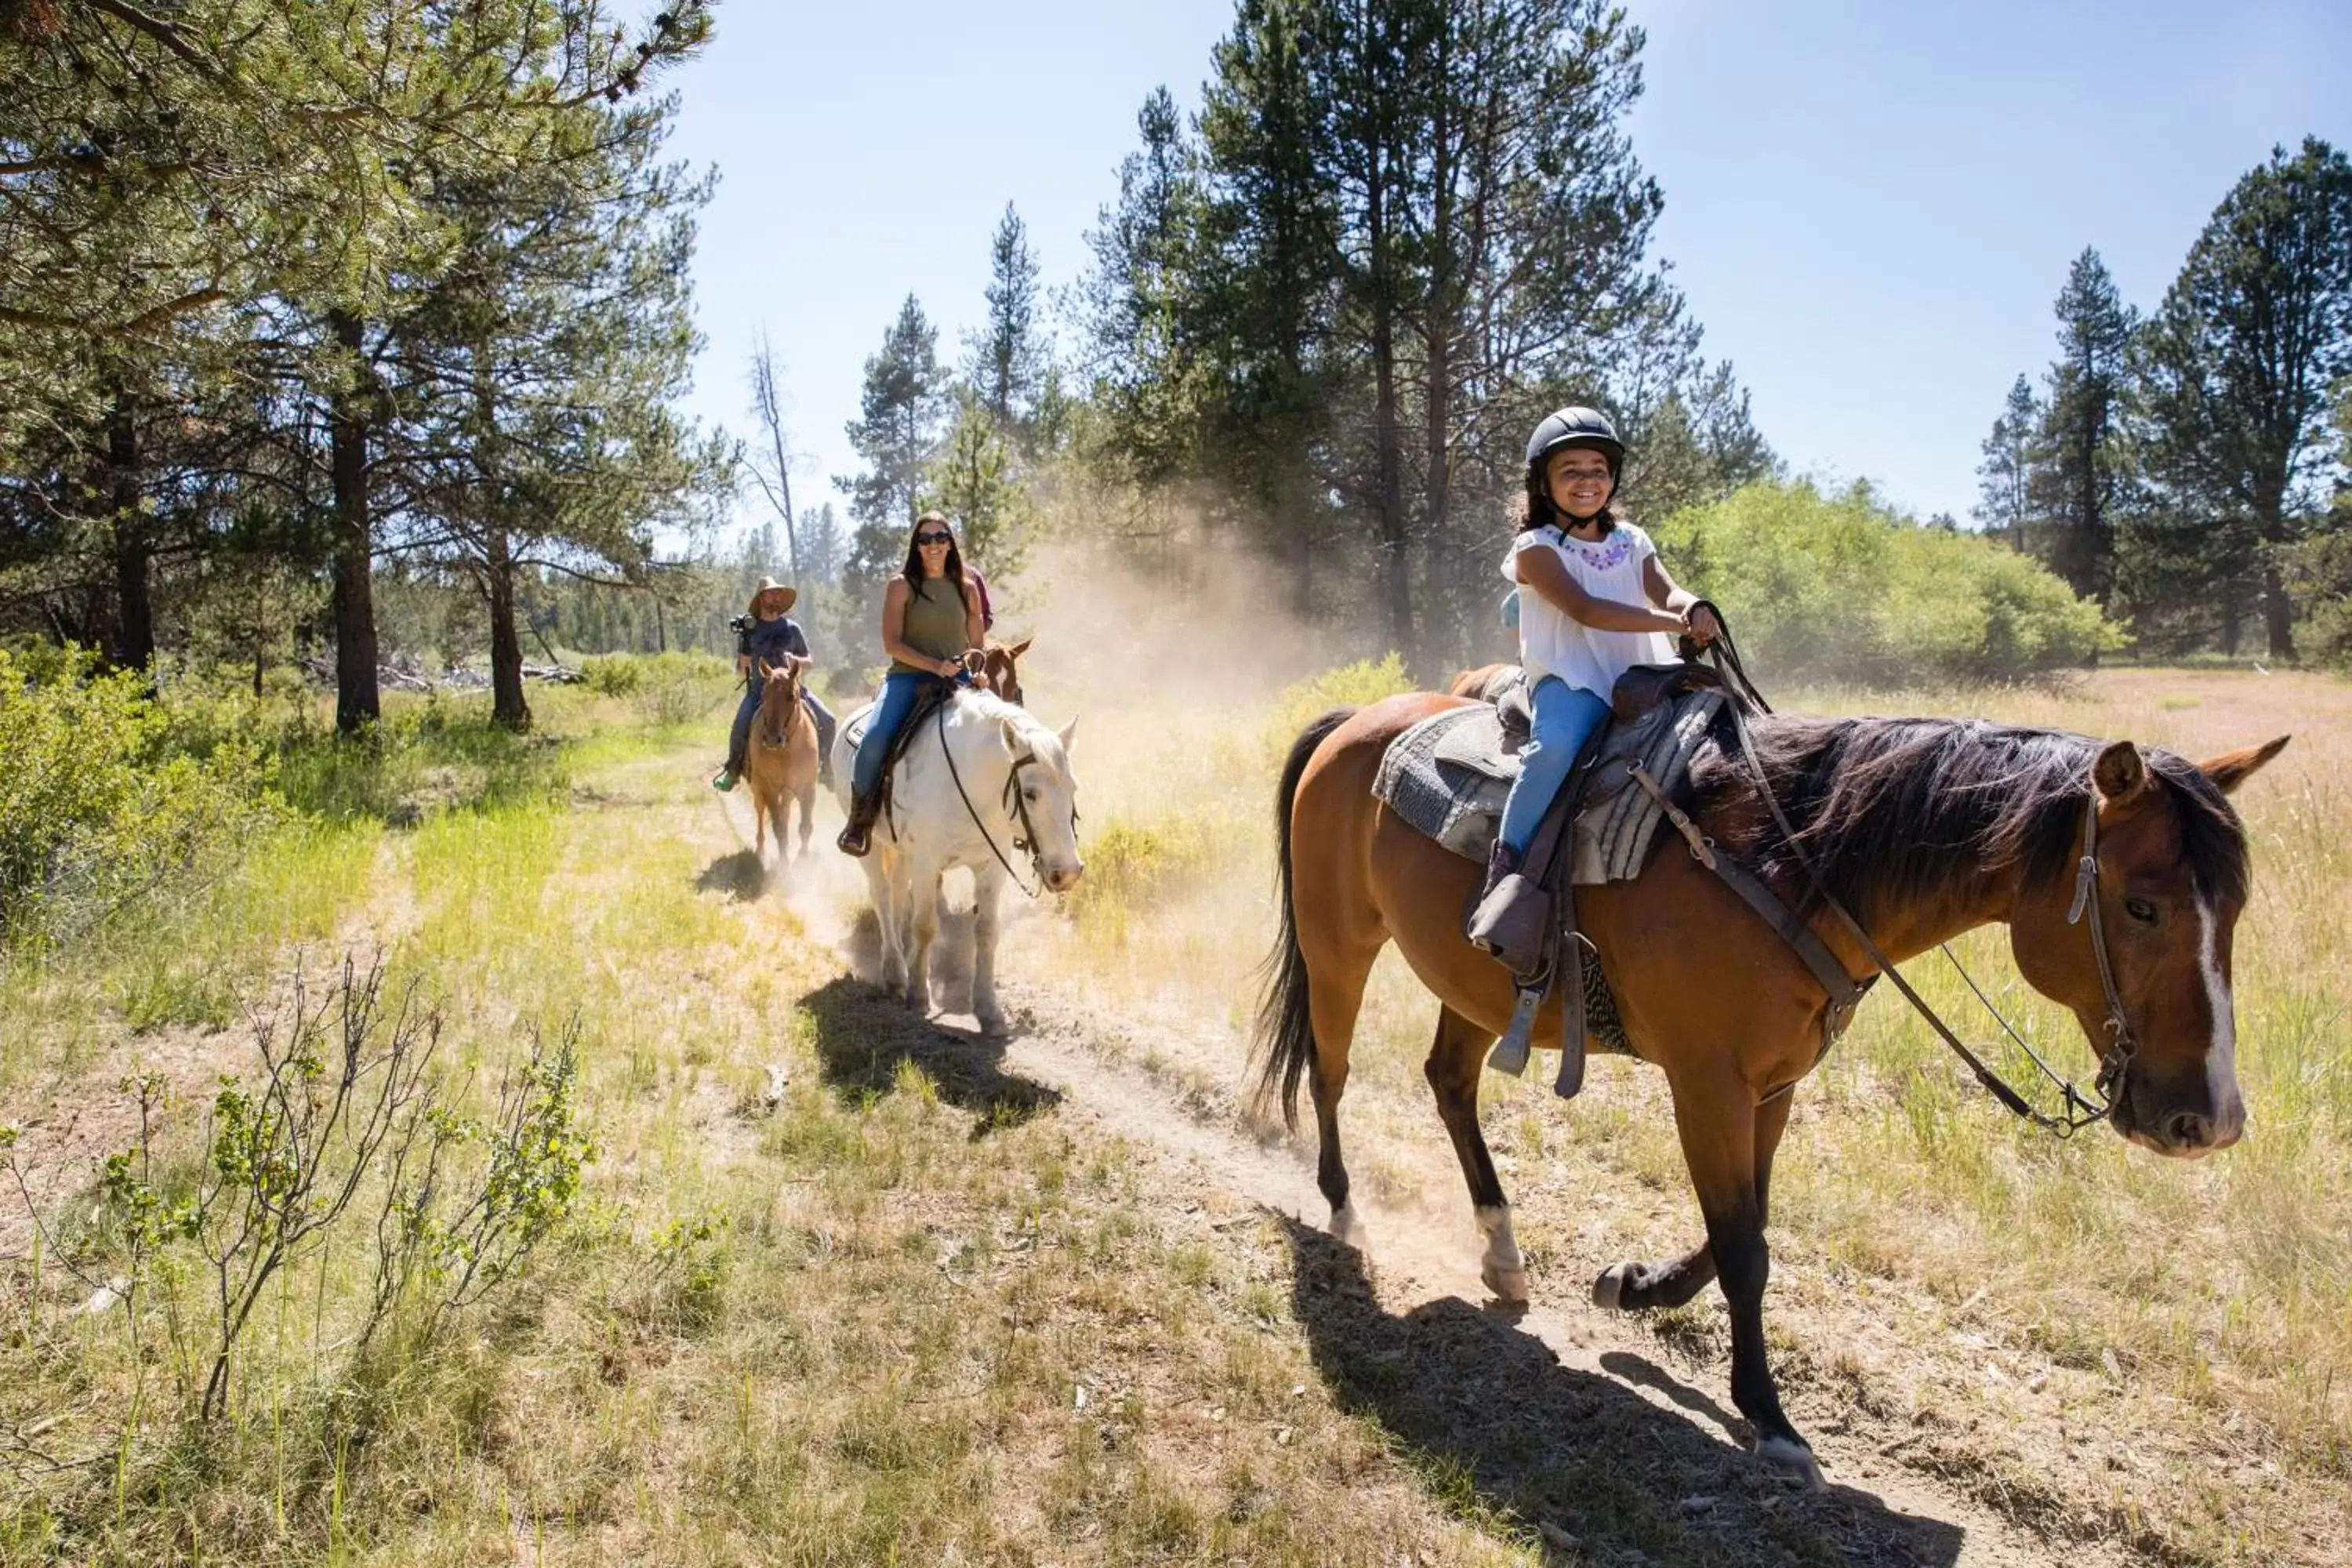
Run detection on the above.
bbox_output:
[2197,735,2290,797]
[997,716,1023,757]
[1006,635,1033,659]
[790,652,811,674]
[2093,740,2149,806]
[757,659,774,680]
[1056,717,1077,753]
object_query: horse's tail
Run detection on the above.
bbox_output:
[1251,706,1357,1131]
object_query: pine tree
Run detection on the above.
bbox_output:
[927,390,1033,578]
[1975,375,2044,552]
[2033,249,2136,601]
[1080,88,1210,493]
[975,204,1046,432]
[2130,138,2352,659]
[839,296,951,584]
[402,69,730,728]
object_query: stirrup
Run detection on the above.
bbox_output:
[1488,985,1543,1076]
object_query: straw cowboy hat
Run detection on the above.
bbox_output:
[747,576,797,615]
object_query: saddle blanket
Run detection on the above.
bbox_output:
[1370,687,1725,884]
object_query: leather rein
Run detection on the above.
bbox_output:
[1696,609,2132,1134]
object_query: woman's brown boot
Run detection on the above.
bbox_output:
[836,790,880,857]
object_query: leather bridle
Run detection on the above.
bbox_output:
[1700,608,2131,1134]
[935,702,1074,900]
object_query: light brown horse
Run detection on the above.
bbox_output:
[1254,691,2287,1483]
[746,655,820,869]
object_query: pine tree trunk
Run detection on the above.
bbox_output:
[2262,557,2296,661]
[1367,145,1413,668]
[106,391,154,674]
[486,528,530,730]
[328,310,380,734]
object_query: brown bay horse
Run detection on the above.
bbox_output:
[746,655,820,869]
[1253,690,2288,1483]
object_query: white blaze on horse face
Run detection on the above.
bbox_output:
[2198,898,2237,1077]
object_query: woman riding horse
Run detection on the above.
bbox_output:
[837,512,992,857]
[1484,406,1722,909]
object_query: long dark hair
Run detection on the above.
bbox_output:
[900,510,967,598]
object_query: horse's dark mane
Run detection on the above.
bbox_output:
[1694,714,2249,916]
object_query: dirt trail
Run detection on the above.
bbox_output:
[692,770,2126,1568]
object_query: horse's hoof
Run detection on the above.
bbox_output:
[1482,1258,1530,1304]
[1329,1205,1369,1250]
[1756,1436,1826,1491]
[976,1009,1009,1039]
[1592,1263,1632,1312]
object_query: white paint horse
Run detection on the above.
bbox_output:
[829,689,1082,1035]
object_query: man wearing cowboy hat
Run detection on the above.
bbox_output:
[714,576,837,793]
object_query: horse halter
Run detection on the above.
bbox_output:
[2064,787,2141,1116]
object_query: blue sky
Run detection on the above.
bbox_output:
[660,0,2351,543]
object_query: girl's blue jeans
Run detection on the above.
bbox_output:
[1496,677,1612,855]
[851,672,929,799]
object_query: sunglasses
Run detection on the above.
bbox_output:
[914,532,953,546]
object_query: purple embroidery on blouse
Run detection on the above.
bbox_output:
[1563,529,1637,572]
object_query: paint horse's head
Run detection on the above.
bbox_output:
[978,635,1031,708]
[755,654,811,748]
[996,704,1081,895]
[2008,735,2288,1158]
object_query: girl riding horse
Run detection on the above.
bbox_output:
[1485,407,1722,911]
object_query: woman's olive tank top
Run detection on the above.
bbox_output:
[890,576,969,676]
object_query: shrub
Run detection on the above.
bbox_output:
[579,653,647,698]
[269,695,568,824]
[579,650,737,726]
[0,649,278,953]
[1650,480,2121,685]
[1262,654,1415,746]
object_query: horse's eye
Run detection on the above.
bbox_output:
[1022,789,1038,803]
[2125,898,2159,925]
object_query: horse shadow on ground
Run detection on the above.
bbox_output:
[695,848,767,902]
[1283,1219,1965,1568]
[797,970,1058,1137]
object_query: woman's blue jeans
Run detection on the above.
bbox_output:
[1497,677,1612,855]
[851,673,929,799]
